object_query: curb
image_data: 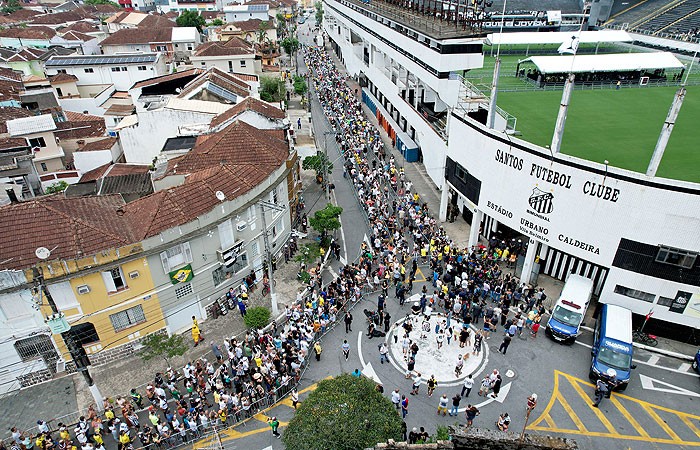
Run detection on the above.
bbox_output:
[580,325,695,361]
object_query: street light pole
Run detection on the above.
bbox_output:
[258,200,286,316]
[33,266,103,411]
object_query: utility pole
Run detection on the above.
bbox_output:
[33,265,104,411]
[258,200,286,316]
[323,131,337,200]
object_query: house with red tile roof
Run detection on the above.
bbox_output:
[0,26,57,49]
[190,37,261,76]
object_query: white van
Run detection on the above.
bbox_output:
[545,274,594,343]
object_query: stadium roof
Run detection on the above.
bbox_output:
[488,30,633,46]
[519,52,685,74]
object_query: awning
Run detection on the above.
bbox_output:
[488,30,633,46]
[518,52,685,74]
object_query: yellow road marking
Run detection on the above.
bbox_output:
[642,404,682,442]
[556,393,588,433]
[530,370,700,446]
[411,267,426,283]
[682,416,700,439]
[543,414,557,429]
[608,396,650,438]
[569,375,617,434]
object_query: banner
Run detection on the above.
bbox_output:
[170,264,194,285]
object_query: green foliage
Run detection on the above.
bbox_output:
[315,1,324,25]
[140,333,188,365]
[176,10,206,32]
[299,270,311,285]
[309,203,343,238]
[293,75,307,95]
[301,152,332,178]
[259,76,285,102]
[280,36,300,56]
[45,181,68,194]
[243,306,271,329]
[83,0,119,5]
[294,243,321,265]
[209,18,224,26]
[1,0,22,13]
[283,374,402,450]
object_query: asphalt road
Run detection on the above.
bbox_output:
[201,21,700,450]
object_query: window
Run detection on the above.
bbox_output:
[218,219,235,250]
[272,219,284,239]
[137,66,147,71]
[247,204,257,222]
[14,335,57,362]
[251,241,260,256]
[84,68,94,73]
[120,67,127,71]
[160,242,193,273]
[228,61,233,71]
[614,285,655,303]
[102,267,127,293]
[29,137,46,148]
[40,163,48,172]
[69,322,99,345]
[201,62,206,67]
[175,283,193,299]
[155,45,167,51]
[187,45,193,51]
[109,305,145,332]
[454,165,468,183]
[57,69,67,74]
[240,60,247,67]
[655,246,697,269]
[212,252,248,286]
[656,296,675,307]
[111,67,121,72]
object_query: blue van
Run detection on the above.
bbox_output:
[590,303,635,390]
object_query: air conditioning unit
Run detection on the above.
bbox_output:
[77,285,90,295]
[236,221,247,232]
[128,270,140,279]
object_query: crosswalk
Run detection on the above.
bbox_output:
[529,371,700,446]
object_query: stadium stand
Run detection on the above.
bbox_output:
[607,0,700,40]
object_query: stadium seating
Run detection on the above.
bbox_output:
[608,0,700,39]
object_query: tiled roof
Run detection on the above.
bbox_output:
[76,136,117,152]
[100,27,173,46]
[131,68,204,89]
[7,47,45,62]
[59,20,100,33]
[99,172,152,196]
[104,104,135,116]
[0,26,56,39]
[234,18,273,32]
[78,162,110,182]
[106,163,150,177]
[178,67,252,100]
[60,30,94,41]
[194,37,253,57]
[0,194,132,270]
[0,67,24,81]
[48,72,78,84]
[7,114,56,136]
[0,79,24,104]
[0,137,29,151]
[0,107,33,134]
[55,111,106,140]
[210,97,285,128]
[6,9,42,21]
[137,14,175,29]
[200,11,222,20]
[170,120,287,174]
[31,11,83,25]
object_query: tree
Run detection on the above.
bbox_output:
[294,243,321,265]
[176,10,206,32]
[309,203,342,246]
[280,36,300,56]
[302,152,332,181]
[315,1,324,26]
[283,374,402,450]
[45,181,68,194]
[83,0,119,5]
[293,75,307,95]
[259,76,285,103]
[139,333,188,366]
[1,0,22,14]
[243,306,271,329]
[208,18,224,26]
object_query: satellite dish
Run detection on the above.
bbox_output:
[35,247,51,260]
[215,191,226,202]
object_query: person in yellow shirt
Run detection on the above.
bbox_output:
[118,430,130,450]
[218,408,227,425]
[191,316,203,346]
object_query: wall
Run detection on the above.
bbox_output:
[73,149,114,174]
[446,111,700,327]
[54,81,80,99]
[190,54,259,76]
[119,108,216,164]
[46,60,168,91]
[53,257,165,358]
[0,38,50,49]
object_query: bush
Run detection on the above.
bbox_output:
[243,306,271,329]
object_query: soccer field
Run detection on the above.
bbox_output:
[495,86,700,183]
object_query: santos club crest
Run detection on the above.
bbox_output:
[528,187,554,214]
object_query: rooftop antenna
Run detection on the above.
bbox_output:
[486,0,507,129]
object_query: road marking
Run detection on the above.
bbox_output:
[679,363,692,372]
[529,370,700,445]
[568,376,617,434]
[647,355,660,365]
[357,331,382,384]
[457,382,512,412]
[639,373,700,397]
[411,267,427,283]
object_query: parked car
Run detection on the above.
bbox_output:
[693,348,699,373]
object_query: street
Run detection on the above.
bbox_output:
[200,19,700,450]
